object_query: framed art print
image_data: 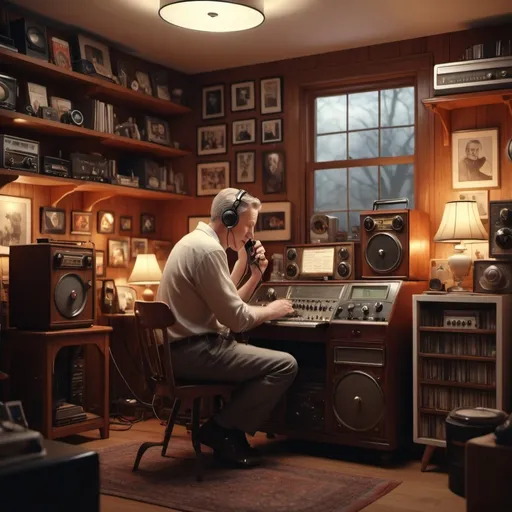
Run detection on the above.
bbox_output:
[197,124,227,156]
[202,84,224,120]
[236,151,255,183]
[254,202,291,241]
[232,118,256,145]
[40,207,66,235]
[262,118,283,144]
[231,80,255,112]
[262,150,285,194]
[0,195,31,254]
[260,77,282,115]
[197,161,230,196]
[71,211,92,235]
[95,250,105,277]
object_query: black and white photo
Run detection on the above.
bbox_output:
[232,118,256,145]
[145,116,170,146]
[202,84,224,120]
[197,124,227,156]
[197,161,230,196]
[260,77,282,115]
[236,151,255,183]
[98,211,115,234]
[0,195,31,254]
[262,118,283,143]
[262,150,285,194]
[231,80,255,112]
[77,34,113,79]
[40,207,66,234]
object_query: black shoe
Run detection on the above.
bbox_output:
[231,429,261,457]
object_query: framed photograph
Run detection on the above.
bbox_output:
[116,285,137,313]
[141,213,156,234]
[50,37,72,71]
[188,216,210,233]
[108,238,130,268]
[202,84,224,120]
[457,190,489,220]
[97,211,115,234]
[254,201,292,242]
[77,34,113,79]
[262,118,283,144]
[260,77,282,115]
[452,128,499,189]
[119,215,133,232]
[262,150,285,194]
[152,240,173,262]
[231,80,255,112]
[197,124,227,156]
[145,116,170,146]
[95,250,106,277]
[468,242,489,262]
[197,161,230,196]
[50,96,72,121]
[27,82,48,115]
[0,195,31,255]
[131,237,148,259]
[135,71,152,96]
[150,70,171,101]
[232,118,256,145]
[236,151,255,183]
[71,211,92,235]
[40,207,66,234]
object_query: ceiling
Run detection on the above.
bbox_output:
[10,0,512,74]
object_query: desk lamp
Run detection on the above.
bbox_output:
[128,254,162,301]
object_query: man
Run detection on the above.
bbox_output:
[156,188,297,468]
[458,139,492,182]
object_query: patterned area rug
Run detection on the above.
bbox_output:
[99,438,400,512]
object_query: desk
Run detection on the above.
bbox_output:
[5,326,111,439]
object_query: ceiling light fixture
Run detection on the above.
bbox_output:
[159,0,264,33]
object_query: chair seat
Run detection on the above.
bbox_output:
[175,381,235,399]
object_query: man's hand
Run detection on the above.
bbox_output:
[250,240,268,275]
[265,299,294,320]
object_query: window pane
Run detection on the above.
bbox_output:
[348,130,378,159]
[348,211,362,240]
[381,87,415,127]
[314,169,347,211]
[380,164,415,208]
[348,91,378,131]
[348,166,379,210]
[316,133,347,162]
[381,127,414,157]
[316,95,346,134]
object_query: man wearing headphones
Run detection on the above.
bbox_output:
[156,188,297,468]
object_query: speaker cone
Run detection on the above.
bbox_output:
[54,273,88,319]
[365,232,402,273]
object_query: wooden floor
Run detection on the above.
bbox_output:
[75,419,466,512]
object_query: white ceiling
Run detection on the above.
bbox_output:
[11,0,512,74]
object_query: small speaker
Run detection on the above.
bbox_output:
[10,18,48,61]
[0,74,17,111]
[473,259,512,294]
[489,201,512,259]
[310,214,338,243]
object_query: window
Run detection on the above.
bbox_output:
[312,85,415,239]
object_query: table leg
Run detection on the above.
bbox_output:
[421,445,436,472]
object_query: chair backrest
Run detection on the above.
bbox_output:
[133,300,177,397]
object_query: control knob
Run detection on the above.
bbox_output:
[392,215,404,231]
[361,305,369,316]
[375,302,383,313]
[338,247,349,261]
[496,228,512,249]
[500,208,510,223]
[363,216,375,232]
[266,288,277,301]
[54,252,64,267]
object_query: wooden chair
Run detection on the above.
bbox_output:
[132,300,234,481]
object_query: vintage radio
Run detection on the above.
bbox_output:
[360,205,430,280]
[10,18,48,61]
[70,152,110,182]
[0,74,17,111]
[284,242,360,281]
[0,134,39,173]
[38,106,59,122]
[310,214,338,243]
[489,200,512,259]
[42,156,71,178]
[119,158,164,190]
[9,241,95,330]
[474,260,512,294]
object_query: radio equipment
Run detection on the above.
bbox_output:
[9,242,95,330]
[489,200,512,259]
[0,74,17,110]
[310,214,338,243]
[434,56,512,95]
[42,156,71,178]
[70,152,110,183]
[38,106,59,122]
[284,242,360,281]
[443,311,478,329]
[10,18,48,61]
[360,204,430,280]
[474,260,512,294]
[0,135,39,173]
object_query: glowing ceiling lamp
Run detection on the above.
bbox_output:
[159,0,265,33]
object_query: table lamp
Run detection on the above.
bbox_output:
[433,200,488,292]
[128,253,162,301]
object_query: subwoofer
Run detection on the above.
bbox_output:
[9,242,95,330]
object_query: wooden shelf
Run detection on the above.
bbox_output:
[51,412,103,438]
[0,47,191,117]
[419,408,451,416]
[420,380,496,390]
[0,167,189,209]
[423,88,512,146]
[419,327,496,335]
[419,353,495,362]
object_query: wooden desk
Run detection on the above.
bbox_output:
[5,326,111,439]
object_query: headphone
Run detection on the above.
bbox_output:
[221,189,247,229]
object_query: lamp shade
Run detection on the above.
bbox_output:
[128,254,162,284]
[159,0,264,32]
[433,200,488,243]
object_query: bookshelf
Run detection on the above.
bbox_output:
[413,293,512,471]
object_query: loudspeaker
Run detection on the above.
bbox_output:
[473,259,512,294]
[489,201,512,259]
[9,242,95,330]
[10,18,48,61]
[0,74,16,111]
[221,189,246,229]
[360,209,430,280]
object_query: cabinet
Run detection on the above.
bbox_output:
[412,293,512,470]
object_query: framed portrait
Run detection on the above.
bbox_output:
[95,249,105,277]
[452,128,499,190]
[97,211,115,234]
[231,80,255,112]
[135,71,152,95]
[197,161,230,196]
[236,151,255,183]
[77,34,113,79]
[202,84,224,120]
[254,202,292,242]
[108,238,130,268]
[27,82,48,116]
[457,190,489,220]
[151,239,173,262]
[262,118,283,144]
[40,207,66,234]
[145,116,170,146]
[0,195,31,255]
[116,285,137,313]
[232,118,256,145]
[71,211,92,235]
[119,215,132,232]
[262,150,285,194]
[260,77,283,115]
[197,124,227,156]
[141,213,156,234]
[188,216,210,233]
[131,237,148,259]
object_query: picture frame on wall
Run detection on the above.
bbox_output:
[108,238,130,268]
[40,207,66,235]
[144,116,171,146]
[119,215,132,232]
[95,249,105,277]
[452,128,499,190]
[231,80,255,112]
[262,150,285,194]
[236,151,255,183]
[0,195,31,255]
[116,285,137,313]
[202,84,224,120]
[77,33,113,80]
[131,237,148,259]
[261,118,283,144]
[151,239,173,262]
[254,201,292,241]
[197,124,227,156]
[232,118,256,145]
[71,211,92,235]
[188,216,211,233]
[260,77,282,115]
[197,161,230,196]
[97,211,115,234]
[141,213,156,234]
[457,190,489,220]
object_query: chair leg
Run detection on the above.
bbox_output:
[192,397,204,482]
